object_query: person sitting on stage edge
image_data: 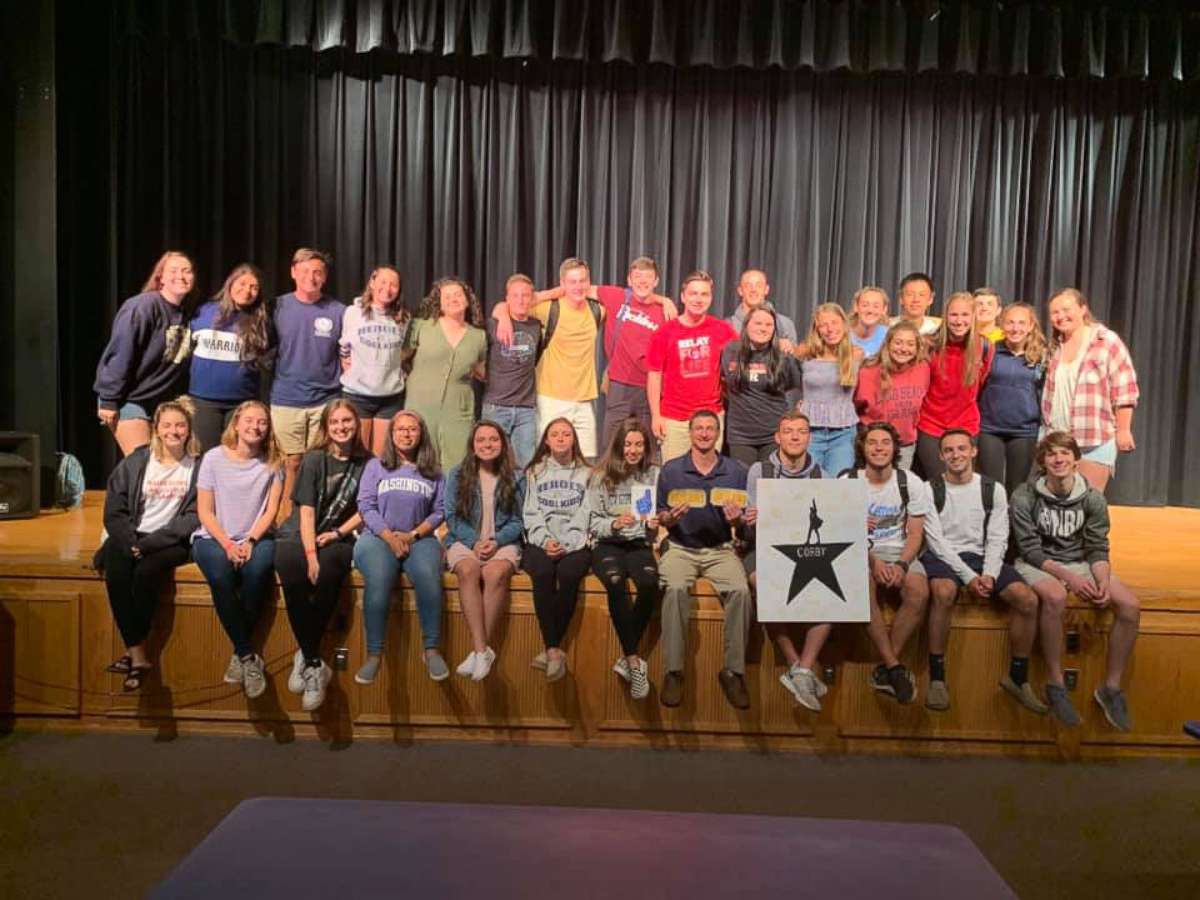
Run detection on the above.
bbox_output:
[481,274,542,469]
[353,410,448,685]
[444,421,525,682]
[523,418,593,683]
[842,422,932,705]
[1010,431,1140,731]
[919,429,1044,716]
[655,410,753,710]
[192,400,286,700]
[274,399,369,712]
[742,411,830,712]
[96,398,201,691]
[587,417,661,701]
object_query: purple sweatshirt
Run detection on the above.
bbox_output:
[357,458,445,536]
[94,292,191,410]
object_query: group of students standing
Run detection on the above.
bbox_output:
[91,247,1140,728]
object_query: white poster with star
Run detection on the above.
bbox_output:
[755,479,870,623]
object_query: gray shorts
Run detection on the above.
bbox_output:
[872,546,926,579]
[1014,558,1093,587]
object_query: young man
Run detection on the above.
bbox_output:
[726,269,798,352]
[920,429,1044,715]
[481,274,541,468]
[892,272,942,339]
[743,412,829,711]
[647,270,739,462]
[656,410,754,710]
[270,248,342,517]
[1010,432,1141,730]
[842,422,932,705]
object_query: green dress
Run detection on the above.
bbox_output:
[404,317,487,470]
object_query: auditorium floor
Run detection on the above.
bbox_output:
[1,729,1196,899]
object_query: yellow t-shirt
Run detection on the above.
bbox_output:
[981,325,1004,344]
[531,299,603,401]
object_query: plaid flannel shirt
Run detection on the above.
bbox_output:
[1042,324,1139,448]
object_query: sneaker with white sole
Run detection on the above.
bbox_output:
[287,649,306,694]
[546,654,567,683]
[456,652,478,677]
[424,650,450,682]
[354,654,382,685]
[223,653,244,685]
[629,658,650,700]
[242,654,267,699]
[613,657,632,682]
[1045,683,1081,726]
[925,679,950,711]
[471,647,496,682]
[530,651,548,671]
[1094,686,1132,732]
[301,662,333,712]
[780,665,822,712]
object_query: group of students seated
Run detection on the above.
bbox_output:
[91,248,1141,730]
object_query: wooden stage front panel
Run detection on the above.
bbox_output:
[1,494,1198,758]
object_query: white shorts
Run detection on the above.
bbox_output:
[536,395,598,459]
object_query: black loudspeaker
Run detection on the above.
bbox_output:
[0,432,40,520]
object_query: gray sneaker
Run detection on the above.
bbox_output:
[1094,686,1132,732]
[1045,683,1080,726]
[223,654,244,685]
[287,649,306,694]
[242,654,267,699]
[424,650,450,682]
[780,665,822,712]
[925,679,950,712]
[354,654,382,685]
[1000,675,1048,715]
[301,662,332,712]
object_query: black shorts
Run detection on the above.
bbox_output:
[920,550,1024,595]
[343,390,406,420]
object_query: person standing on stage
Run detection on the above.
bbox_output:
[721,306,803,466]
[481,274,542,469]
[798,302,862,476]
[848,286,891,358]
[726,268,799,352]
[973,287,1005,344]
[892,272,942,340]
[853,321,930,471]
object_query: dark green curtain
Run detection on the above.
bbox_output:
[58,2,1200,505]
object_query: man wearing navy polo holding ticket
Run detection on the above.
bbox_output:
[655,409,754,710]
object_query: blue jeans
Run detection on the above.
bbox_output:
[353,532,444,654]
[193,537,277,657]
[481,403,538,470]
[808,426,857,477]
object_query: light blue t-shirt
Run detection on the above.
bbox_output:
[851,324,887,358]
[270,293,344,407]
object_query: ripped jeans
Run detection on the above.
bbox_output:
[591,539,660,657]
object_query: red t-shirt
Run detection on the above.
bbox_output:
[917,340,993,436]
[597,286,669,387]
[647,315,738,420]
[853,360,931,446]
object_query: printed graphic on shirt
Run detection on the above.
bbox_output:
[535,478,586,509]
[313,317,335,339]
[1037,506,1085,539]
[356,321,405,350]
[499,329,537,363]
[378,476,436,499]
[866,500,904,547]
[143,469,190,503]
[193,328,243,362]
[744,362,768,382]
[164,324,192,364]
[616,304,661,333]
[677,335,712,378]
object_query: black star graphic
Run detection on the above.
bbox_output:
[772,542,855,604]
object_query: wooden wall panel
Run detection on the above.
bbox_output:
[0,582,80,714]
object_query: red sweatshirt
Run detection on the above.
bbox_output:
[854,360,931,446]
[917,340,992,436]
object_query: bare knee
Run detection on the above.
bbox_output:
[902,575,929,611]
[1037,584,1068,619]
[1005,584,1038,616]
[931,581,958,611]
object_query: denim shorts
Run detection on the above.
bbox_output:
[1082,439,1117,467]
[117,401,151,421]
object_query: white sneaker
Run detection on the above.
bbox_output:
[242,654,267,699]
[456,652,478,677]
[223,654,244,685]
[471,647,496,682]
[301,662,333,712]
[780,665,822,712]
[629,658,650,700]
[612,657,632,682]
[287,649,306,694]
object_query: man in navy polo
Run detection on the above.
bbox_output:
[655,409,754,710]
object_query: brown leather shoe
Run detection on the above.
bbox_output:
[660,671,684,707]
[719,669,750,710]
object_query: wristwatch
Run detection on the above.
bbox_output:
[895,559,910,572]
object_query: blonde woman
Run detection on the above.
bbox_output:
[853,321,931,470]
[848,286,891,357]
[798,303,863,474]
[978,303,1047,492]
[192,400,286,699]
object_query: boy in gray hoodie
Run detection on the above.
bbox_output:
[1010,431,1141,731]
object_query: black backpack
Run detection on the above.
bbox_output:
[930,474,998,552]
[840,466,909,509]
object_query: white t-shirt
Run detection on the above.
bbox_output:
[136,454,196,534]
[850,468,933,557]
[1048,326,1090,433]
[929,474,1009,580]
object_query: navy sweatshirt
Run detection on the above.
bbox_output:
[978,344,1043,438]
[188,300,264,403]
[94,292,191,411]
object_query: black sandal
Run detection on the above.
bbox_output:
[106,655,133,674]
[122,664,153,692]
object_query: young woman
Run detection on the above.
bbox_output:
[798,303,862,475]
[721,307,802,465]
[95,251,196,455]
[403,278,488,470]
[192,400,286,699]
[848,286,891,357]
[915,292,993,478]
[340,266,410,457]
[443,421,524,681]
[587,418,660,700]
[978,303,1047,493]
[274,400,369,711]
[1041,288,1139,494]
[523,418,592,682]
[973,287,1005,344]
[353,411,448,685]
[188,263,273,451]
[97,399,201,690]
[853,321,931,471]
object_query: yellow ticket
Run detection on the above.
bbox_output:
[666,489,708,509]
[710,487,748,507]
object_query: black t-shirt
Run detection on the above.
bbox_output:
[482,318,540,408]
[278,450,359,538]
[721,343,802,446]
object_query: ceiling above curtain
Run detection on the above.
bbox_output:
[116,0,1199,80]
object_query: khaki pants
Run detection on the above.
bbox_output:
[661,412,725,463]
[658,542,750,674]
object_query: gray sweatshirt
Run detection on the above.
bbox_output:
[1010,473,1110,569]
[523,458,591,552]
[587,465,660,542]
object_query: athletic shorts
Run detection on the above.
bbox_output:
[343,390,406,421]
[271,403,326,455]
[871,546,926,579]
[1014,558,1095,588]
[920,550,1024,595]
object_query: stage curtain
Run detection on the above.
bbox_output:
[58,6,1200,505]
